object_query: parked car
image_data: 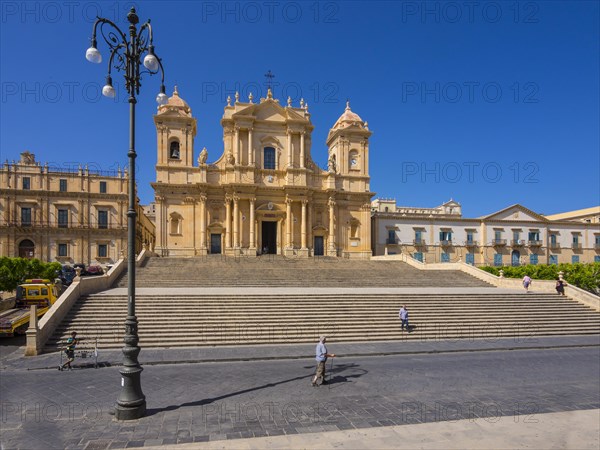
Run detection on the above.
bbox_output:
[85,265,104,276]
[57,265,76,286]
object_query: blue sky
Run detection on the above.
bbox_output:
[1,1,598,217]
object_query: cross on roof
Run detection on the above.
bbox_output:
[264,70,275,91]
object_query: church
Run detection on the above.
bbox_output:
[151,87,373,258]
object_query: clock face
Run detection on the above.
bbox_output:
[351,158,357,166]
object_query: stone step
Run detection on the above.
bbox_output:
[45,329,600,350]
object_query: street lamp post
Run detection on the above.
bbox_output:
[86,7,168,421]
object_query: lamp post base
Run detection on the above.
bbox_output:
[114,401,146,421]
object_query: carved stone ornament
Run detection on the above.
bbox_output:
[198,147,208,165]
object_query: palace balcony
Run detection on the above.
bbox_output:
[464,240,478,247]
[511,239,526,247]
[528,240,542,247]
[549,242,561,250]
[1,220,126,231]
[440,240,453,247]
[413,239,426,247]
[595,243,600,250]
[492,239,507,246]
[572,243,582,250]
[386,238,399,245]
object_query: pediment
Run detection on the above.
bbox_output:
[233,101,306,123]
[482,204,548,222]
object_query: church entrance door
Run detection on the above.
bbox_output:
[314,236,324,256]
[261,221,277,254]
[19,239,35,258]
[210,234,222,254]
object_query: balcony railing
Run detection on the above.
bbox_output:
[572,243,582,250]
[549,242,561,249]
[595,243,600,250]
[492,239,507,246]
[2,220,126,230]
[386,238,399,245]
[413,239,426,246]
[440,240,453,246]
[511,239,525,247]
[528,240,542,247]
[464,240,478,247]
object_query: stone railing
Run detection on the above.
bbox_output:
[371,254,600,312]
[25,257,127,356]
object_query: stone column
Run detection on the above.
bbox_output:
[286,197,292,248]
[301,199,307,249]
[225,196,232,249]
[234,127,240,164]
[287,131,292,167]
[200,194,207,249]
[307,203,312,250]
[249,198,256,249]
[248,129,254,166]
[233,195,239,248]
[300,132,305,168]
[328,197,336,252]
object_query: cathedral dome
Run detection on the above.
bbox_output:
[157,86,192,116]
[332,101,365,129]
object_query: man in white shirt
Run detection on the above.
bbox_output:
[312,336,335,386]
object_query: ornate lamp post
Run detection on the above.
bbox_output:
[85,7,168,420]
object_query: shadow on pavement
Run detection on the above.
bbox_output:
[147,363,368,416]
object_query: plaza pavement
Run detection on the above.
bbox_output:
[1,334,599,449]
[151,409,600,449]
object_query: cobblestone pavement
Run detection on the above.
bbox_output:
[1,344,599,449]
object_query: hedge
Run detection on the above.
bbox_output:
[480,262,600,295]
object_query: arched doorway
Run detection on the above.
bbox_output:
[511,250,520,267]
[19,239,35,258]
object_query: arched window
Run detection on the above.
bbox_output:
[349,150,359,171]
[169,140,180,159]
[264,147,276,169]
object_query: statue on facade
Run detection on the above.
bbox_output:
[226,151,235,165]
[198,147,208,165]
[20,151,36,165]
[328,154,337,173]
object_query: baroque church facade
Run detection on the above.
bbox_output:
[152,88,373,258]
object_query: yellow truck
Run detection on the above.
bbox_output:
[0,279,60,337]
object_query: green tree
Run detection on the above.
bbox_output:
[0,257,61,292]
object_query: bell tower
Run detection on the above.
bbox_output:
[154,87,197,178]
[326,101,371,178]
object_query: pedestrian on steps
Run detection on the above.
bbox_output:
[522,275,532,293]
[312,336,335,386]
[399,305,410,332]
[556,278,567,296]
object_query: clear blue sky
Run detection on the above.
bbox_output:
[1,1,598,217]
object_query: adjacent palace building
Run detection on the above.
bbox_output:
[152,88,373,258]
[2,88,598,267]
[371,199,600,266]
[0,152,155,264]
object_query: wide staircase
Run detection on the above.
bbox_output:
[46,291,600,350]
[116,256,491,287]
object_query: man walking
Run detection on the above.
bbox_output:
[312,336,335,387]
[399,305,410,332]
[59,331,79,371]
